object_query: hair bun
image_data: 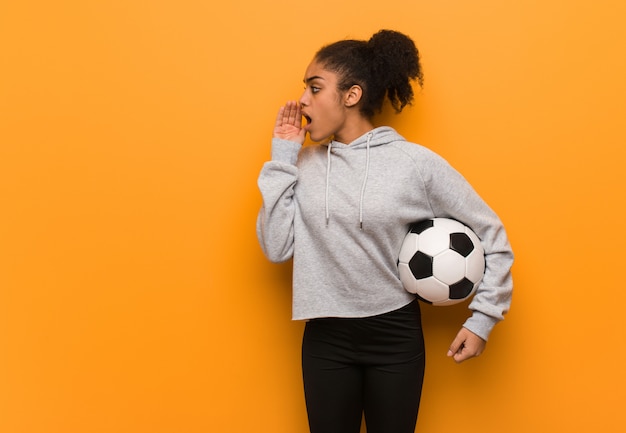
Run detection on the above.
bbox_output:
[368,30,413,53]
[368,30,423,87]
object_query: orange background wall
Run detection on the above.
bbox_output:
[1,1,625,432]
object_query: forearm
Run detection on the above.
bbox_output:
[256,138,302,262]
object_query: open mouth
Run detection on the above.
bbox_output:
[303,114,312,126]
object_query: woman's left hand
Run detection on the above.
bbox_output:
[447,327,486,363]
[273,101,306,144]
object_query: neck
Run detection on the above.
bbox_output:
[334,116,375,144]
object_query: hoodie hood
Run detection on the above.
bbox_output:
[324,126,404,150]
[323,127,405,229]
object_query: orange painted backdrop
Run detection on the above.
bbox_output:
[1,1,625,432]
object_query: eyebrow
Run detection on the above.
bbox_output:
[303,75,324,84]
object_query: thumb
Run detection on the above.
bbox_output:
[447,330,466,357]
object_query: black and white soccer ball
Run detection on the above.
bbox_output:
[398,218,485,306]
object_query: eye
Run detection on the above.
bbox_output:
[311,86,321,94]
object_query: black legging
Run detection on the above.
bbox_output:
[302,299,426,433]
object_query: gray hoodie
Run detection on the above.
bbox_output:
[257,126,513,340]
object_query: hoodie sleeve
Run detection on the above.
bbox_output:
[419,152,514,341]
[256,138,302,263]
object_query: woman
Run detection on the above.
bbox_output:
[256,29,514,433]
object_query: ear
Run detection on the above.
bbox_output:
[343,84,363,108]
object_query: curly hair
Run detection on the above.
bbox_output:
[314,30,424,118]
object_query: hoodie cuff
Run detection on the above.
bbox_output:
[271,138,302,165]
[462,311,500,341]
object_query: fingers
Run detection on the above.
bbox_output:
[274,105,286,129]
[447,328,486,364]
[448,344,472,364]
[275,101,301,129]
[287,101,302,129]
[447,332,466,362]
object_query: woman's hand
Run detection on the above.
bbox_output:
[273,101,306,144]
[447,327,487,363]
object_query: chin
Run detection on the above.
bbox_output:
[308,130,331,143]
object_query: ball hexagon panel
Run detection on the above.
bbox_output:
[433,217,466,233]
[413,276,450,303]
[432,249,466,285]
[417,227,451,256]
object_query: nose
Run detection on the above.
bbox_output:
[299,89,308,107]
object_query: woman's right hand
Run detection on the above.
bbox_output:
[273,101,306,144]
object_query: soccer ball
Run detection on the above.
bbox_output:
[398,218,485,306]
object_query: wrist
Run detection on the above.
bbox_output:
[271,138,302,164]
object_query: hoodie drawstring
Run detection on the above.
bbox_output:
[324,133,372,230]
[358,133,372,230]
[325,141,332,226]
